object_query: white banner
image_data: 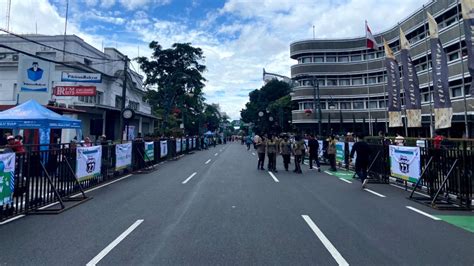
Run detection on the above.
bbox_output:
[61,72,102,83]
[176,139,181,153]
[0,153,15,206]
[115,143,132,171]
[182,138,187,151]
[76,146,102,182]
[348,142,357,163]
[318,140,323,158]
[18,55,52,93]
[389,145,421,183]
[145,142,154,162]
[160,141,168,158]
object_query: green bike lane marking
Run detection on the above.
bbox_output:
[435,215,474,233]
[324,169,355,180]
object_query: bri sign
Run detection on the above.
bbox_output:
[53,86,97,96]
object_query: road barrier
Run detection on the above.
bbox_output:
[0,138,207,222]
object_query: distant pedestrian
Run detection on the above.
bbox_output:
[293,135,304,174]
[266,134,278,172]
[394,133,405,146]
[350,133,371,188]
[327,135,337,171]
[279,135,292,171]
[245,135,253,150]
[256,135,266,170]
[308,134,321,172]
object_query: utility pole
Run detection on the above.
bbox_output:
[119,56,129,142]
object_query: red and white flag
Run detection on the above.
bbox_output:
[366,21,379,50]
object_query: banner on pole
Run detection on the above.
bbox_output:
[400,28,422,128]
[176,139,182,153]
[182,138,187,151]
[384,40,403,127]
[115,143,132,171]
[318,140,323,158]
[336,141,345,166]
[428,12,453,129]
[0,153,15,206]
[76,146,102,182]
[160,141,168,158]
[461,0,474,96]
[145,142,154,162]
[389,145,421,183]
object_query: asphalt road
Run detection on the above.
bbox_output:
[0,142,473,265]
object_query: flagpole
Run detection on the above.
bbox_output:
[382,56,388,133]
[456,0,470,138]
[423,5,435,137]
[399,23,409,138]
[62,0,69,62]
[365,21,373,136]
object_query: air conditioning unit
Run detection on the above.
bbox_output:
[12,55,19,61]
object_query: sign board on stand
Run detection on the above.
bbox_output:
[76,146,102,182]
[389,145,421,183]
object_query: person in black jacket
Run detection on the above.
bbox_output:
[350,134,371,188]
[308,134,321,172]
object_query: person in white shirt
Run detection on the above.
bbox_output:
[394,133,405,146]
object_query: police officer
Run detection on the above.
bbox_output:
[279,135,292,171]
[266,134,278,172]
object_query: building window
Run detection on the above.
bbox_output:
[451,87,462,98]
[84,58,92,66]
[351,54,362,61]
[304,102,314,110]
[303,80,312,86]
[366,77,377,84]
[465,84,471,96]
[339,79,350,86]
[368,101,378,109]
[326,56,336,62]
[352,78,363,85]
[320,102,326,110]
[128,100,139,111]
[353,101,364,109]
[365,53,375,60]
[340,102,351,109]
[318,79,325,86]
[115,96,123,108]
[78,91,102,104]
[314,56,324,62]
[377,51,385,58]
[327,79,337,86]
[422,92,433,103]
[302,57,312,63]
[338,55,349,62]
[377,76,385,83]
[448,51,459,62]
[379,100,387,108]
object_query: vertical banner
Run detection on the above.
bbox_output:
[400,28,422,128]
[348,142,357,163]
[160,140,168,158]
[182,138,187,151]
[461,0,474,96]
[384,39,403,127]
[336,141,345,166]
[115,143,132,171]
[0,153,15,206]
[389,145,421,183]
[76,146,102,182]
[318,140,323,158]
[192,138,196,149]
[176,139,182,153]
[144,142,154,162]
[428,12,453,129]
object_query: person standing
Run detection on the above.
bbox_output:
[266,134,278,172]
[327,135,337,171]
[256,135,266,170]
[245,135,253,150]
[350,134,371,188]
[308,134,321,172]
[394,133,405,146]
[293,135,304,174]
[279,135,292,171]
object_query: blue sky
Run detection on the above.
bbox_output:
[2,0,424,119]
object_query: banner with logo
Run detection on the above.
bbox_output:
[389,145,421,183]
[76,146,102,182]
[0,153,15,206]
[461,0,474,96]
[182,138,187,151]
[318,140,323,158]
[336,142,345,166]
[115,143,132,171]
[400,28,422,128]
[384,40,403,127]
[428,12,453,129]
[17,55,53,92]
[61,72,102,83]
[348,142,357,163]
[160,141,168,158]
[145,142,154,162]
[176,139,181,153]
[192,138,196,149]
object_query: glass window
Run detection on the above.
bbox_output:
[327,79,337,86]
[115,96,123,108]
[314,56,324,62]
[377,76,384,83]
[377,51,385,58]
[422,93,433,102]
[304,102,314,109]
[365,53,375,60]
[465,84,471,96]
[451,87,462,97]
[379,100,387,108]
[339,79,350,86]
[320,102,327,110]
[318,79,325,86]
[368,101,378,109]
[448,52,459,61]
[302,57,312,63]
[338,56,349,62]
[353,101,364,109]
[326,56,336,62]
[352,78,363,85]
[340,102,351,109]
[303,80,312,86]
[367,77,377,84]
[351,54,362,61]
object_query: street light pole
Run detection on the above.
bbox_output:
[312,77,322,136]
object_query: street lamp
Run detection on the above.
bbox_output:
[311,77,322,137]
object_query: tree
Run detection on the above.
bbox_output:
[136,41,206,135]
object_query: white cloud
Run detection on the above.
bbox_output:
[118,0,172,10]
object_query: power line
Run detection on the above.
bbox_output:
[0,28,119,61]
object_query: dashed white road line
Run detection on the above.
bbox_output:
[86,219,144,266]
[363,188,386,198]
[339,178,352,184]
[252,152,256,156]
[302,215,349,266]
[268,171,279,183]
[406,206,441,221]
[214,153,218,156]
[205,159,211,164]
[182,172,197,184]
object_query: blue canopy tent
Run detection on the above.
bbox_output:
[0,99,82,146]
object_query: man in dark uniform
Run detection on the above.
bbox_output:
[350,133,371,188]
[308,134,321,172]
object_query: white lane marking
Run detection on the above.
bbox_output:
[214,153,218,156]
[268,171,280,183]
[86,219,144,266]
[363,188,386,198]
[339,178,352,184]
[182,172,197,184]
[324,170,334,176]
[406,206,441,221]
[252,152,256,156]
[302,215,349,266]
[205,159,211,164]
[0,215,26,225]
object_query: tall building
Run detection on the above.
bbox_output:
[290,0,474,138]
[0,34,157,142]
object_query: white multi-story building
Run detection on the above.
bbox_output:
[0,34,157,142]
